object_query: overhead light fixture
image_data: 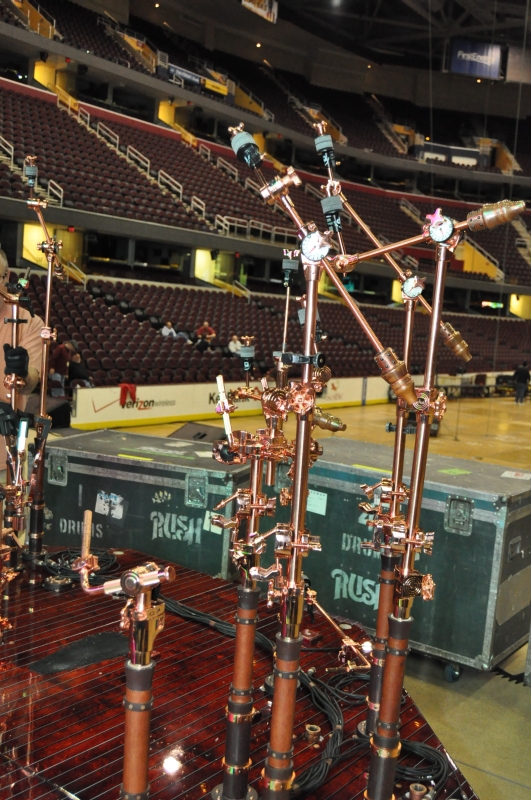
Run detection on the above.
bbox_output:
[477,78,481,83]
[256,42,261,48]
[155,2,160,7]
[425,136,430,141]
[367,64,372,69]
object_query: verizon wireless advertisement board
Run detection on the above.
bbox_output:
[70,377,392,430]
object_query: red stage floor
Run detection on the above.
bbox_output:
[0,549,478,799]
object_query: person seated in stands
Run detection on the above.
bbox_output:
[68,352,93,388]
[49,339,77,394]
[196,319,216,343]
[161,320,178,338]
[228,334,241,355]
[195,334,210,354]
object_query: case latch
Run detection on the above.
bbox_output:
[185,473,208,508]
[48,453,68,486]
[444,495,474,536]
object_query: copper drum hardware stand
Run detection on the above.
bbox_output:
[210,331,297,800]
[228,122,525,800]
[0,266,38,635]
[73,509,175,800]
[211,292,347,799]
[228,123,416,800]
[23,156,65,562]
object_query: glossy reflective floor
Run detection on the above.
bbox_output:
[110,396,531,800]
[0,551,476,799]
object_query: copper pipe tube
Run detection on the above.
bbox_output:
[25,183,62,558]
[122,679,152,797]
[265,361,288,486]
[216,457,263,800]
[262,637,302,800]
[366,244,450,800]
[351,220,468,265]
[390,298,415,520]
[232,604,258,690]
[247,458,263,570]
[366,616,412,800]
[365,555,400,736]
[268,658,299,760]
[344,200,525,268]
[321,259,384,352]
[262,263,320,798]
[406,246,449,547]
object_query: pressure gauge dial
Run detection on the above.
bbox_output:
[426,208,454,243]
[300,230,330,262]
[402,276,425,299]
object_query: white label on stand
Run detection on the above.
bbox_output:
[501,471,531,480]
[307,489,327,516]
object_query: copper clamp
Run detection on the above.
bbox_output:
[226,707,255,724]
[222,758,252,776]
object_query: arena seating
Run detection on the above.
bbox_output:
[21,273,531,389]
[0,0,25,28]
[1,77,528,285]
[0,81,209,231]
[1,0,530,182]
[89,115,282,228]
[33,0,149,74]
[210,53,315,135]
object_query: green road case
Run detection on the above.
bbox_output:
[282,438,531,671]
[43,430,250,579]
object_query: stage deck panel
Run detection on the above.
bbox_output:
[0,549,478,799]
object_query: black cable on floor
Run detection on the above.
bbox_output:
[160,594,450,798]
[42,547,119,584]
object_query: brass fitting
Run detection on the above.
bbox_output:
[410,783,428,800]
[313,365,332,387]
[262,387,289,419]
[260,167,302,205]
[439,322,472,362]
[287,382,315,415]
[313,407,346,432]
[467,199,525,231]
[374,348,417,406]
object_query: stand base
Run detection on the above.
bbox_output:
[211,785,257,800]
[43,575,74,593]
[21,546,47,564]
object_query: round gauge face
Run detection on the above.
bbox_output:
[402,276,423,299]
[429,215,454,243]
[300,230,330,262]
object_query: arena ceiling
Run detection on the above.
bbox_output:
[278,1,530,68]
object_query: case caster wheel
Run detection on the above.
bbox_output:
[444,662,461,682]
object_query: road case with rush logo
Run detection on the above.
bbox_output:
[273,437,531,674]
[43,430,250,579]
